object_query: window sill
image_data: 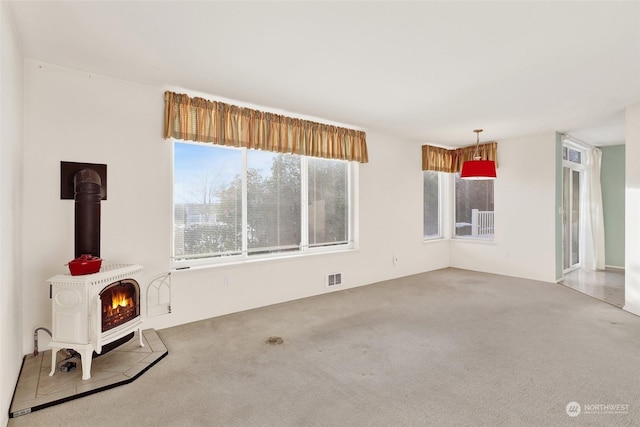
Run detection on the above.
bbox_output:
[171,246,358,272]
[422,237,446,244]
[451,237,497,245]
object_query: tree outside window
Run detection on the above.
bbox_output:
[173,142,351,264]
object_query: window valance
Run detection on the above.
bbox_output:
[422,142,498,173]
[164,91,368,163]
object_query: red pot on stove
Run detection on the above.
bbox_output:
[68,254,102,276]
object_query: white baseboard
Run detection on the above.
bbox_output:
[605,265,625,270]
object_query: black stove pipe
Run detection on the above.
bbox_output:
[74,168,102,258]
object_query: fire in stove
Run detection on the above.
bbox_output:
[100,279,140,333]
[110,290,133,310]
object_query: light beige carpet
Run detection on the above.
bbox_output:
[8,268,640,426]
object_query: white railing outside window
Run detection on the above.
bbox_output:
[471,209,494,239]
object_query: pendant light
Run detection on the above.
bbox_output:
[460,129,497,180]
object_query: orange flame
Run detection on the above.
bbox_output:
[111,290,133,310]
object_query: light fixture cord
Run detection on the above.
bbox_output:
[473,129,482,160]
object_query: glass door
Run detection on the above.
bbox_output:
[562,146,584,273]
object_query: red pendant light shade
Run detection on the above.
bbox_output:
[460,129,497,180]
[460,160,497,179]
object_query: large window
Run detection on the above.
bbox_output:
[173,142,352,266]
[423,171,441,239]
[454,174,494,239]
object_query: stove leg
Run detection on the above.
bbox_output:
[138,328,144,347]
[49,342,95,379]
[49,348,59,377]
[78,348,93,380]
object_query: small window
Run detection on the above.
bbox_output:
[562,146,582,164]
[423,171,441,239]
[454,174,494,239]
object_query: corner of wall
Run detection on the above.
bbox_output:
[625,103,640,312]
[554,132,563,281]
[1,1,25,424]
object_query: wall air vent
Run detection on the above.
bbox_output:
[326,273,342,287]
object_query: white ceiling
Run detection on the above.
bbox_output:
[7,1,640,147]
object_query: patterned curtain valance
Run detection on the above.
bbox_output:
[422,142,498,173]
[164,91,368,163]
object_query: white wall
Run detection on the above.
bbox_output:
[20,60,451,353]
[21,61,173,352]
[624,103,640,316]
[450,132,558,283]
[1,2,24,425]
[601,145,625,268]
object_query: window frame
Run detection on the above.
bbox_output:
[171,141,357,269]
[452,172,495,241]
[561,141,587,272]
[423,170,443,241]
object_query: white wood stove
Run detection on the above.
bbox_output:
[47,263,144,380]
